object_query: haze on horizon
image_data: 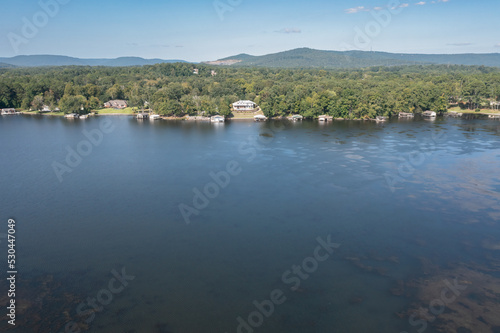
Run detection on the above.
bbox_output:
[1,0,499,62]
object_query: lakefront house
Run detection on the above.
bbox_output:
[231,100,257,112]
[104,100,128,109]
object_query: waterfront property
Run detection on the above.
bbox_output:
[1,108,16,115]
[254,114,267,121]
[211,115,225,123]
[318,115,333,122]
[376,116,387,122]
[232,100,257,112]
[136,113,149,119]
[399,112,414,118]
[289,114,304,121]
[104,100,128,109]
[40,105,52,113]
[422,111,437,118]
[64,113,79,119]
[150,114,161,120]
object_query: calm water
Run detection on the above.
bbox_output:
[0,115,499,333]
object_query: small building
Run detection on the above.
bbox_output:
[104,100,128,109]
[398,112,414,118]
[1,108,16,115]
[288,114,303,121]
[40,105,51,113]
[136,113,149,119]
[232,100,257,112]
[422,111,437,118]
[64,113,79,119]
[193,69,199,75]
[211,70,217,77]
[211,115,225,123]
[376,116,387,122]
[318,115,333,122]
[254,115,267,122]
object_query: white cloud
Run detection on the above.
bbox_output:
[345,6,368,14]
[416,1,426,5]
[447,42,473,46]
[276,28,302,34]
[495,43,500,48]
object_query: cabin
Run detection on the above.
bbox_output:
[136,113,149,119]
[1,108,16,115]
[150,114,161,120]
[232,100,257,112]
[318,115,333,122]
[211,115,225,123]
[254,115,267,122]
[211,70,217,76]
[193,69,199,75]
[104,100,128,109]
[398,112,414,118]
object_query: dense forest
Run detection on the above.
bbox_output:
[1,63,499,119]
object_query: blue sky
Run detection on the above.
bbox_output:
[1,0,499,61]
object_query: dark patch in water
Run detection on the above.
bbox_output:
[156,323,173,333]
[491,326,500,333]
[456,327,472,333]
[260,133,273,137]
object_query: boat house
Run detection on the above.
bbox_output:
[211,115,225,123]
[1,108,16,115]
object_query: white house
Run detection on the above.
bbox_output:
[232,100,257,112]
[41,105,51,112]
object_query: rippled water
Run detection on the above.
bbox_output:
[0,115,499,333]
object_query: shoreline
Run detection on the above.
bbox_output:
[12,110,500,121]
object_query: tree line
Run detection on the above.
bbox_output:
[0,63,499,118]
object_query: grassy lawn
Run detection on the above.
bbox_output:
[448,107,500,114]
[22,110,65,116]
[93,107,136,115]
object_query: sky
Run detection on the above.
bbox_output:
[1,0,499,62]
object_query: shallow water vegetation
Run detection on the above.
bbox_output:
[400,265,500,332]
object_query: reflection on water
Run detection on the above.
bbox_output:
[0,116,499,332]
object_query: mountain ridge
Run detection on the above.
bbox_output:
[0,55,188,67]
[215,47,500,68]
[2,48,500,68]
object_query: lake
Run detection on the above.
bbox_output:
[0,115,499,333]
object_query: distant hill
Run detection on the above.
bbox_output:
[0,55,188,67]
[0,62,16,68]
[214,48,500,68]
